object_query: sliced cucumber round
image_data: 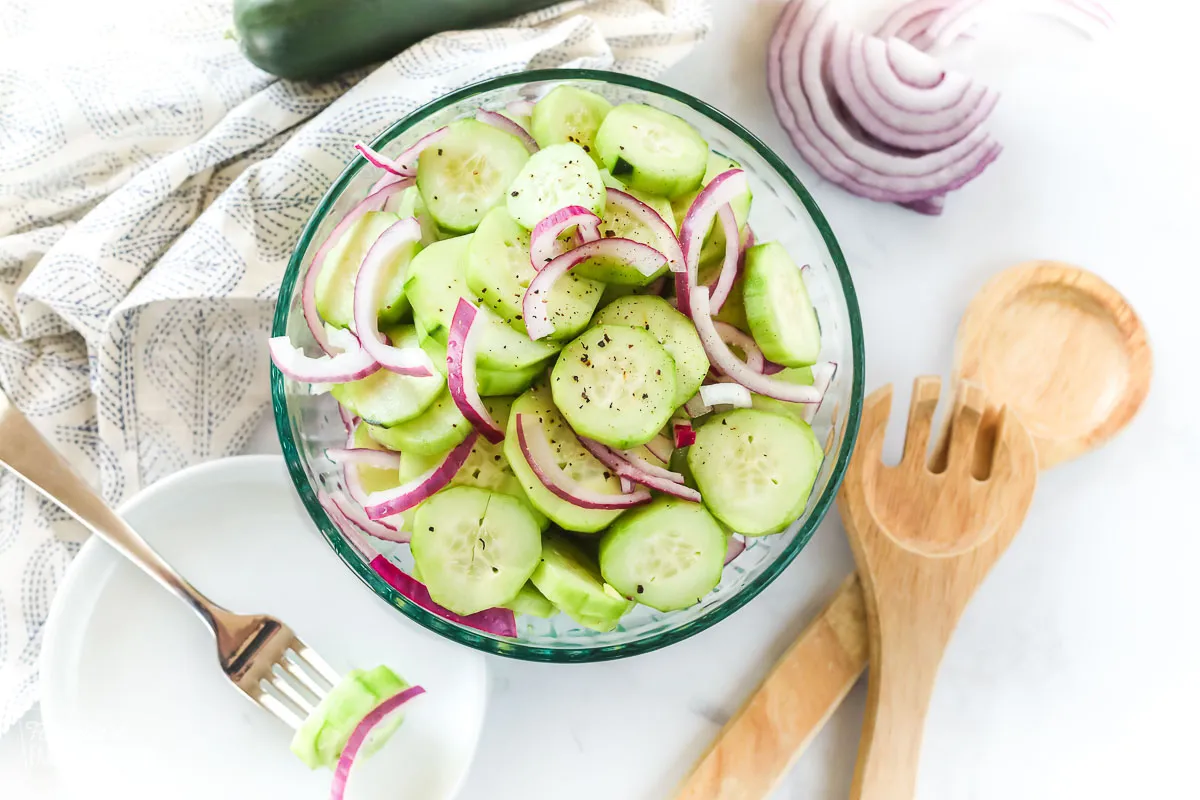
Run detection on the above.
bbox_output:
[315,211,412,328]
[687,409,824,536]
[391,184,440,246]
[592,295,708,408]
[417,118,531,234]
[290,665,408,770]
[467,206,602,340]
[504,581,557,618]
[594,103,708,198]
[506,142,606,229]
[551,324,677,449]
[411,486,542,616]
[330,325,444,426]
[531,532,633,632]
[502,384,627,532]
[599,497,727,612]
[419,332,544,397]
[404,234,561,370]
[366,388,470,456]
[530,85,613,167]
[743,241,821,367]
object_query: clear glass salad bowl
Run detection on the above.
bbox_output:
[271,69,865,662]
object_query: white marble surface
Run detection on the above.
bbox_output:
[5,0,1199,796]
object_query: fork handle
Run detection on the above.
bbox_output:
[0,395,224,630]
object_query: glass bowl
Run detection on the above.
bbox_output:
[271,69,864,662]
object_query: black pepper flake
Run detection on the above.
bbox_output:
[604,230,616,238]
[597,339,606,348]
[636,584,644,594]
[642,393,648,399]
[722,418,728,425]
[602,471,611,479]
[437,149,443,155]
[428,526,434,531]
[572,375,579,382]
[655,369,661,376]
[511,190,519,197]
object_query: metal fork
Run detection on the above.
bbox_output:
[0,393,339,729]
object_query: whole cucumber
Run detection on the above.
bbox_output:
[234,0,561,82]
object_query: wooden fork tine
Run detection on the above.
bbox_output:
[945,383,988,472]
[902,376,942,467]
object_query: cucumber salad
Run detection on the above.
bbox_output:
[271,85,837,636]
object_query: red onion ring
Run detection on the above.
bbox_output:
[578,436,685,485]
[363,432,478,519]
[699,382,753,408]
[301,178,412,354]
[337,404,359,433]
[605,188,684,273]
[877,0,959,40]
[329,685,428,800]
[673,421,697,448]
[724,534,746,565]
[354,142,409,178]
[269,335,380,384]
[619,476,635,494]
[329,492,409,543]
[858,35,975,114]
[714,321,765,372]
[515,414,651,510]
[506,99,535,117]
[616,449,686,484]
[447,299,504,444]
[523,239,665,340]
[802,361,838,423]
[707,204,741,313]
[530,206,602,269]
[475,109,539,153]
[644,434,674,463]
[352,218,435,377]
[369,554,518,636]
[675,169,749,314]
[325,447,402,471]
[622,468,702,502]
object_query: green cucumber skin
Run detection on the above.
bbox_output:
[234,0,560,81]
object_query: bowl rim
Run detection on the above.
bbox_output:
[271,67,865,662]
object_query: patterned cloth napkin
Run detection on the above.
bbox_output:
[0,0,710,734]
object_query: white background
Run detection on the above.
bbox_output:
[5,0,1199,797]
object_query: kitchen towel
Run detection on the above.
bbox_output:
[0,0,711,734]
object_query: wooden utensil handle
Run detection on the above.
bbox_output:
[675,574,869,800]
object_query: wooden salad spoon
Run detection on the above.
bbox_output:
[676,261,1151,800]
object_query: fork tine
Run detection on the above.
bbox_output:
[290,642,341,690]
[258,680,308,730]
[902,376,941,468]
[268,666,320,717]
[945,383,987,473]
[281,650,332,701]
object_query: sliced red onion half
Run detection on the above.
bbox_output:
[363,432,478,520]
[605,188,684,273]
[325,447,402,471]
[515,414,651,509]
[714,321,765,373]
[802,361,838,423]
[577,434,695,501]
[645,433,674,464]
[329,685,427,800]
[369,554,518,636]
[524,239,666,340]
[329,492,410,544]
[301,178,413,353]
[724,534,747,565]
[269,336,379,384]
[447,299,504,444]
[506,99,535,117]
[338,404,359,433]
[675,169,750,312]
[692,287,822,404]
[699,382,753,409]
[530,206,602,269]
[673,421,697,448]
[767,0,1000,204]
[707,204,742,313]
[354,142,409,178]
[475,109,539,153]
[353,218,435,377]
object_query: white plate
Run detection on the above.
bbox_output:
[39,455,487,799]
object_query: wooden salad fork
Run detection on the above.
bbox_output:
[0,394,339,729]
[840,378,1039,800]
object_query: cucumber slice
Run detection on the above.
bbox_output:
[506,143,606,229]
[500,110,533,133]
[467,206,602,340]
[392,185,440,246]
[531,532,633,632]
[290,665,408,770]
[551,324,676,449]
[351,422,403,493]
[315,211,413,328]
[529,85,613,167]
[687,409,824,536]
[330,325,444,426]
[417,118,531,233]
[503,384,627,532]
[504,581,557,618]
[419,333,543,397]
[594,104,708,198]
[411,486,542,615]
[367,388,470,456]
[404,234,561,371]
[743,241,821,367]
[599,497,727,612]
[592,295,708,408]
[750,366,815,423]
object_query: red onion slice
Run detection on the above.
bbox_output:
[877,0,959,41]
[447,300,504,444]
[615,449,685,484]
[578,436,685,485]
[707,204,742,313]
[524,239,666,340]
[802,361,838,423]
[673,421,697,448]
[699,382,753,408]
[530,206,602,269]
[353,218,435,377]
[301,178,413,353]
[691,287,822,404]
[329,492,409,544]
[475,109,539,153]
[622,469,701,502]
[354,142,409,178]
[516,414,651,510]
[325,447,402,471]
[605,188,684,273]
[369,554,518,636]
[683,393,712,418]
[724,534,747,565]
[506,99,535,117]
[575,435,628,474]
[379,126,450,179]
[363,433,478,519]
[645,433,674,464]
[714,321,765,373]
[269,336,380,384]
[675,169,749,313]
[338,404,359,433]
[619,476,635,494]
[329,685,427,800]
